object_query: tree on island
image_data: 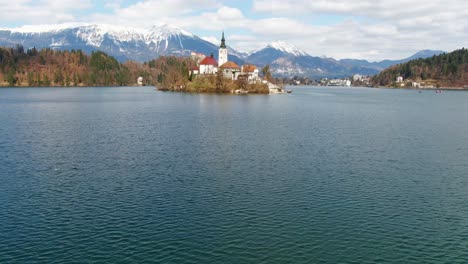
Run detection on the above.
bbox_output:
[261,64,272,82]
[216,70,225,92]
[235,75,248,91]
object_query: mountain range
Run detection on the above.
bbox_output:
[0,24,445,78]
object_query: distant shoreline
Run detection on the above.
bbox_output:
[290,85,468,91]
[0,85,146,88]
[370,86,468,91]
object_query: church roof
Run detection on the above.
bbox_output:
[242,64,257,73]
[220,61,240,69]
[220,31,226,48]
[200,56,217,66]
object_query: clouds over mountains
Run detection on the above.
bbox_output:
[0,0,465,61]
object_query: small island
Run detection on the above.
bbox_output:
[157,32,280,94]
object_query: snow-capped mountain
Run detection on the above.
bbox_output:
[246,41,308,65]
[0,24,244,63]
[0,24,446,77]
[340,49,445,71]
[245,42,374,77]
[245,41,444,78]
[266,41,308,56]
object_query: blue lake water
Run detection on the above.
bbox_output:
[1,86,467,263]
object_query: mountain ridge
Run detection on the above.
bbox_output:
[339,50,445,71]
[0,24,241,63]
[0,24,446,78]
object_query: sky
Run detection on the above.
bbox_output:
[0,0,467,61]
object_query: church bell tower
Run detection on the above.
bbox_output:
[218,31,228,66]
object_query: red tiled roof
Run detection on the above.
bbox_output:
[242,64,257,72]
[200,56,218,66]
[220,61,240,69]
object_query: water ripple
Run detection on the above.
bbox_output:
[1,87,468,263]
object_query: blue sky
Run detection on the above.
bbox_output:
[0,0,466,60]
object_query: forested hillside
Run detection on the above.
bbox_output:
[0,45,269,93]
[0,45,195,87]
[372,48,468,88]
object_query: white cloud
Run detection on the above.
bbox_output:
[88,0,223,28]
[217,6,244,20]
[252,0,463,19]
[0,0,92,24]
[248,0,468,60]
[0,0,467,60]
[201,36,219,45]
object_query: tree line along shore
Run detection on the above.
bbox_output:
[373,48,468,89]
[0,45,268,93]
[2,45,467,90]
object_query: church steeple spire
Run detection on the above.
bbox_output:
[218,31,228,66]
[220,31,226,48]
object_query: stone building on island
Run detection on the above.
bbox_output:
[220,61,240,80]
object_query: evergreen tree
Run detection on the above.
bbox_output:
[35,72,42,86]
[27,72,34,86]
[6,69,16,86]
[65,72,70,87]
[43,74,50,86]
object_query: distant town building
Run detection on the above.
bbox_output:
[137,76,143,86]
[328,79,351,87]
[353,74,363,82]
[320,78,328,86]
[396,76,404,83]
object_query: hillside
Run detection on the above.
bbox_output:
[0,45,196,87]
[0,24,446,78]
[0,46,133,86]
[340,50,445,71]
[372,48,468,88]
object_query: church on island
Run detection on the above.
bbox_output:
[190,32,259,82]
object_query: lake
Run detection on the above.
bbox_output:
[1,86,467,263]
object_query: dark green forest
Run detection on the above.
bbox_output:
[0,45,195,87]
[373,48,468,87]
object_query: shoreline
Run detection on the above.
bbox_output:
[369,86,468,91]
[0,84,146,88]
[158,89,270,95]
[291,85,468,91]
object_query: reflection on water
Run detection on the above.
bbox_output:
[1,86,467,263]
